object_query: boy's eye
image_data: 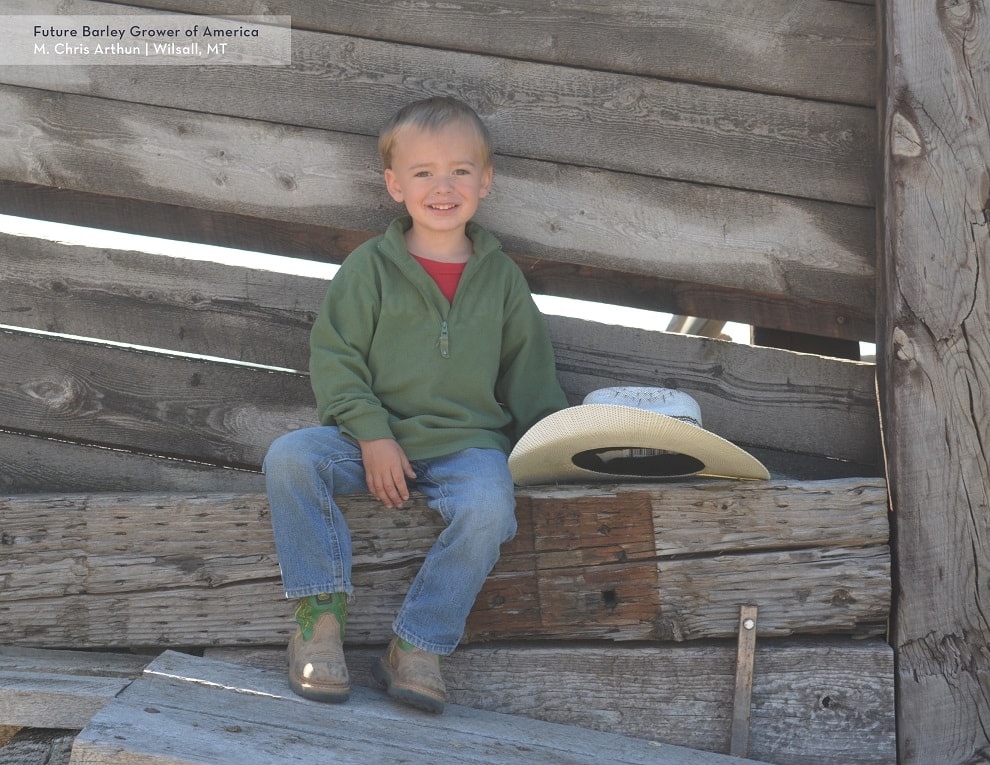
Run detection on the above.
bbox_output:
[453,168,470,176]
[414,171,432,178]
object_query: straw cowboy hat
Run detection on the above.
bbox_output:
[508,386,769,485]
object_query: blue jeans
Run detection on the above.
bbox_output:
[263,426,517,655]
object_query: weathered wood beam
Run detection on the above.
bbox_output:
[0,647,147,730]
[91,0,877,105]
[0,315,881,473]
[0,82,876,322]
[72,651,770,765]
[0,4,875,204]
[878,0,990,763]
[0,482,889,648]
[209,640,896,765]
[0,641,895,765]
[0,215,875,342]
[0,728,74,765]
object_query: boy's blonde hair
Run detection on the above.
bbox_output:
[378,96,493,170]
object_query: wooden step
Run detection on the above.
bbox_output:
[208,640,895,764]
[68,650,772,765]
[0,647,148,730]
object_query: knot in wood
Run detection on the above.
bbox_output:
[892,327,915,361]
[892,111,923,158]
[20,377,80,412]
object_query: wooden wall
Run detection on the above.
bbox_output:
[0,0,877,343]
[0,2,913,764]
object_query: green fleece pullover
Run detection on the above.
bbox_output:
[309,217,569,461]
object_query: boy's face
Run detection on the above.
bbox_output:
[384,121,493,242]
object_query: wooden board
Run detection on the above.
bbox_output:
[69,650,771,765]
[0,482,889,648]
[0,182,876,341]
[0,647,148,729]
[878,1,990,762]
[0,327,316,470]
[0,641,895,764]
[0,232,328,371]
[0,728,75,765]
[0,432,267,495]
[79,0,877,105]
[0,4,876,205]
[546,318,881,467]
[0,318,881,472]
[0,85,876,321]
[208,640,896,765]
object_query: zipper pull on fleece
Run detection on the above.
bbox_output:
[439,320,450,358]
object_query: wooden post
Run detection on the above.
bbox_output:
[729,605,758,758]
[878,1,990,762]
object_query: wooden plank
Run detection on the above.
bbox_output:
[0,231,328,371]
[0,430,868,500]
[878,0,990,762]
[730,605,759,757]
[0,84,876,322]
[0,482,889,648]
[92,0,876,105]
[0,431,266,495]
[0,327,316,469]
[0,182,876,341]
[0,180,368,264]
[546,317,881,468]
[0,648,147,729]
[0,6,876,205]
[69,650,772,765]
[0,314,881,471]
[0,728,75,765]
[209,639,896,765]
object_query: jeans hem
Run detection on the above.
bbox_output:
[284,584,354,601]
[392,622,458,656]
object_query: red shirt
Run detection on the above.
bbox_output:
[412,254,467,304]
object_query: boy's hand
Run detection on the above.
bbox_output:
[358,438,416,509]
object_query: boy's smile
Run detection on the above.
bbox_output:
[384,121,493,261]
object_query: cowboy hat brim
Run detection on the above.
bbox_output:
[508,404,770,485]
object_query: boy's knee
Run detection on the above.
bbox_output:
[463,485,517,542]
[263,429,322,477]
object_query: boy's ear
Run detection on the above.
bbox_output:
[479,164,494,198]
[384,168,404,202]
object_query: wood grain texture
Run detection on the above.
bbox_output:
[0,327,316,469]
[0,84,875,317]
[0,312,880,470]
[0,233,881,468]
[0,432,267,495]
[79,0,876,105]
[0,728,74,765]
[0,3,876,205]
[0,182,876,341]
[0,232,328,370]
[208,639,894,765]
[0,639,895,765]
[70,651,769,765]
[0,647,147,729]
[545,317,881,466]
[879,0,990,762]
[0,483,889,648]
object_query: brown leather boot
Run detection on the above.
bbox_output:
[371,636,445,714]
[287,594,349,703]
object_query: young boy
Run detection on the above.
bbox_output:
[263,96,568,714]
